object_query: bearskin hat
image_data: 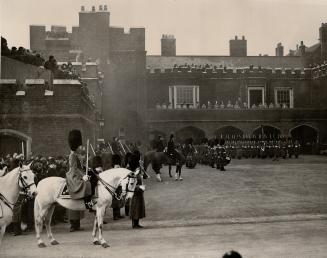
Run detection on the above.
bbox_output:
[111,154,121,167]
[128,153,139,172]
[92,155,103,169]
[222,250,242,258]
[68,129,82,151]
[219,139,225,146]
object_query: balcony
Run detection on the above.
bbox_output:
[147,108,327,123]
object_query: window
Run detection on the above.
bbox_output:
[169,85,199,108]
[247,86,265,108]
[274,88,293,108]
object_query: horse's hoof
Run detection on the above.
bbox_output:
[38,242,47,248]
[51,240,59,245]
[101,242,110,248]
[93,240,101,245]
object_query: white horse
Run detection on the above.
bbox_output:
[34,167,137,248]
[0,164,37,245]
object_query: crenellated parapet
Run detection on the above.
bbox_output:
[146,66,310,79]
[0,79,96,120]
[109,27,145,52]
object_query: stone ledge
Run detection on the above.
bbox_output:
[25,79,45,85]
[16,90,26,96]
[53,79,81,85]
[0,79,17,84]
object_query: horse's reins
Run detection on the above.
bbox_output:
[0,168,35,212]
[89,169,136,201]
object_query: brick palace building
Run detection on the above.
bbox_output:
[1,4,327,155]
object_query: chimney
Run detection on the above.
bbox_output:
[299,41,306,56]
[161,34,176,56]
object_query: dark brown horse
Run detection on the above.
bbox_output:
[143,150,185,182]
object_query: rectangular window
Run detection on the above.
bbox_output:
[169,85,199,108]
[274,88,293,108]
[247,86,265,108]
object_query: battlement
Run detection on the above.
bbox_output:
[110,27,145,51]
[146,65,310,79]
[0,79,95,117]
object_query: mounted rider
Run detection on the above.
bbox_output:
[65,129,94,211]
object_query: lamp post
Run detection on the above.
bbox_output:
[99,118,105,139]
[98,72,105,139]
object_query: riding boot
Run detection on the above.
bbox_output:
[125,202,130,216]
[133,219,143,229]
[113,208,119,220]
[13,222,22,236]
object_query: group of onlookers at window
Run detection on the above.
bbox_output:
[155,100,290,110]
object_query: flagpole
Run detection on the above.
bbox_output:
[86,139,89,176]
[22,142,25,161]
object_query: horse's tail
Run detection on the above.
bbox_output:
[143,152,151,172]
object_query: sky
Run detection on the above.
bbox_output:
[1,0,327,56]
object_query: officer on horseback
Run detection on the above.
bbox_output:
[66,129,94,211]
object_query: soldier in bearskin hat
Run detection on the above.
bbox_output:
[128,151,146,229]
[66,129,93,210]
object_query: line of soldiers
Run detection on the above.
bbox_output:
[196,138,300,165]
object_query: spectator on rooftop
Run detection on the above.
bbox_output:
[44,55,58,73]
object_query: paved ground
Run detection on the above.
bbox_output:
[1,155,327,257]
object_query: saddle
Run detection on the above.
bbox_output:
[56,182,97,211]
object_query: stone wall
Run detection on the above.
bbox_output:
[0,79,97,157]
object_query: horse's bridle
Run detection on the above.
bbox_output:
[18,168,36,195]
[90,170,137,200]
[0,168,35,212]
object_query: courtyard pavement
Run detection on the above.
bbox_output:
[1,155,327,257]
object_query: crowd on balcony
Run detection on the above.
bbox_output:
[1,37,44,66]
[155,100,290,110]
[169,63,262,72]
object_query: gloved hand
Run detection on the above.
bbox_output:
[139,185,145,191]
[82,175,89,181]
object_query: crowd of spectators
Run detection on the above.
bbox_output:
[170,63,262,72]
[1,37,44,66]
[310,60,327,78]
[155,100,290,110]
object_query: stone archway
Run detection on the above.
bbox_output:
[214,126,244,139]
[290,125,318,154]
[175,126,205,144]
[0,129,32,158]
[252,125,281,139]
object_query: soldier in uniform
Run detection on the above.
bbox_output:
[66,130,93,231]
[129,152,146,229]
[167,134,176,177]
[111,154,125,220]
[156,136,165,152]
[217,139,228,171]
